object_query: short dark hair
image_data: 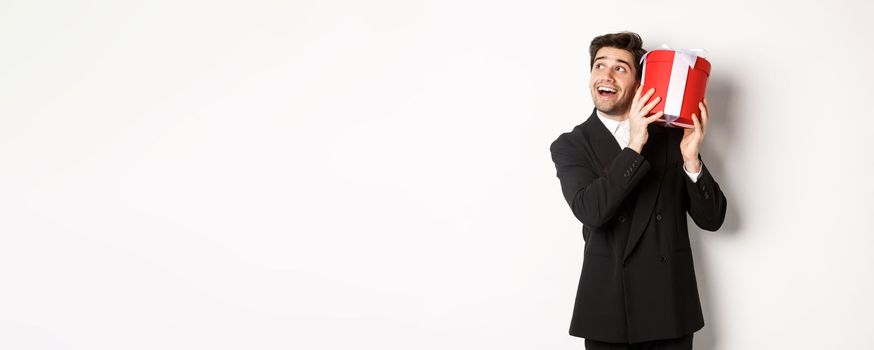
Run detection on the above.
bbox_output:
[589,31,647,80]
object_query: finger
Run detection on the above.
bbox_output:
[645,111,663,124]
[641,87,656,103]
[634,87,655,108]
[632,85,643,102]
[629,85,644,110]
[641,96,662,114]
[691,113,702,135]
[698,101,708,133]
[631,87,656,116]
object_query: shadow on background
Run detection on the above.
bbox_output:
[689,74,743,350]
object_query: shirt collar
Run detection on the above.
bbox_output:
[595,110,628,136]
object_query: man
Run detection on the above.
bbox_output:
[549,32,727,349]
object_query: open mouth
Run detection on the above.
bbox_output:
[597,86,617,97]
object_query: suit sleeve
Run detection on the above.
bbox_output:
[683,155,728,231]
[550,134,651,229]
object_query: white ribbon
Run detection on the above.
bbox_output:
[640,45,707,127]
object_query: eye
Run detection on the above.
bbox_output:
[615,66,626,72]
[594,63,603,69]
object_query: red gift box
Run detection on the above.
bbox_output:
[640,49,711,128]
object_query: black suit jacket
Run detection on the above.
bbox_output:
[550,109,727,343]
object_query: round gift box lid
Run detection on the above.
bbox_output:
[643,49,711,76]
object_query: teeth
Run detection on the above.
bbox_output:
[598,86,617,93]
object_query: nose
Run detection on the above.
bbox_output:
[597,70,615,82]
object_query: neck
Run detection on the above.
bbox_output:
[597,109,629,122]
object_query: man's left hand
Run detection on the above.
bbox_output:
[680,99,710,172]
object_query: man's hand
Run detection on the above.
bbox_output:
[627,86,664,154]
[680,99,710,172]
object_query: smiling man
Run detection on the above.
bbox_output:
[549,32,728,349]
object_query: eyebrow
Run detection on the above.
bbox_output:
[594,56,633,68]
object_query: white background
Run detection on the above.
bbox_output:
[1,0,873,348]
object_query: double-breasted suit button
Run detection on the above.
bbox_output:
[656,214,663,221]
[658,256,667,263]
[618,215,626,223]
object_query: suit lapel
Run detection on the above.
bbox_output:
[622,124,668,261]
[581,109,671,261]
[584,110,622,171]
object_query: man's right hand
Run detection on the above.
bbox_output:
[626,86,664,154]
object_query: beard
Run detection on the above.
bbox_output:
[593,95,632,116]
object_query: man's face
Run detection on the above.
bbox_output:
[589,47,639,116]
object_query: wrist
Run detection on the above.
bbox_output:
[683,159,702,172]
